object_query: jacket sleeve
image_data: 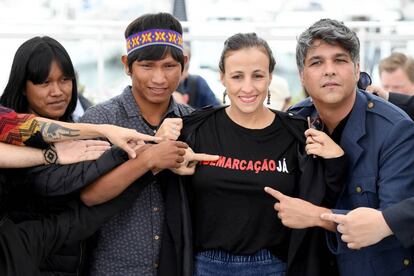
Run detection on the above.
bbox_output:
[0,216,69,275]
[0,106,47,148]
[26,146,129,196]
[328,118,414,254]
[63,175,153,245]
[0,176,152,274]
[383,197,414,248]
[388,92,414,120]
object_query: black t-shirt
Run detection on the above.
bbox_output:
[188,109,299,259]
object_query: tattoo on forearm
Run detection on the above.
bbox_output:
[43,145,59,164]
[39,122,80,141]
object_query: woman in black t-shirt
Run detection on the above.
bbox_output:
[176,33,346,276]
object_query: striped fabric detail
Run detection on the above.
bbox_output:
[0,105,40,146]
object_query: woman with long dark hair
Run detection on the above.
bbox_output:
[1,36,77,122]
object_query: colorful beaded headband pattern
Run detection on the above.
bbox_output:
[126,29,183,55]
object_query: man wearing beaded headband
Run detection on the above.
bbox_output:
[79,13,194,276]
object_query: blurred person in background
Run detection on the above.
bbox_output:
[175,42,220,109]
[265,74,291,111]
[72,76,94,122]
[367,52,414,118]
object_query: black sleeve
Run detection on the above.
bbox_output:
[388,92,414,120]
[0,216,69,275]
[0,175,153,275]
[63,174,154,245]
[382,197,414,248]
[26,146,128,196]
[321,154,348,207]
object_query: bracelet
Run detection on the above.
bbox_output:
[42,145,59,164]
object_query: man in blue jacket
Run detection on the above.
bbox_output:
[266,18,414,275]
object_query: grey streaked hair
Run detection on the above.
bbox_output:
[296,18,360,71]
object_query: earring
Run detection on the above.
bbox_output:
[222,90,227,104]
[267,90,271,105]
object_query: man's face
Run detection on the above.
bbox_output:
[124,52,185,106]
[300,40,360,109]
[380,67,414,95]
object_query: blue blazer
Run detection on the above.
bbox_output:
[290,90,414,276]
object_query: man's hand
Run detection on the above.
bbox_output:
[304,128,344,159]
[141,141,188,173]
[170,147,219,175]
[366,84,390,101]
[54,140,110,164]
[320,207,393,249]
[100,125,161,159]
[264,187,331,229]
[156,118,183,141]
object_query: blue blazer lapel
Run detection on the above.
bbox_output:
[340,91,366,169]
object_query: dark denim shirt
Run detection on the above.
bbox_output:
[80,86,193,276]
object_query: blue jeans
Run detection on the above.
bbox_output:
[194,249,286,276]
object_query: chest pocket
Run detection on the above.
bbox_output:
[345,176,379,208]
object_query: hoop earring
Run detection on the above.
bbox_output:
[267,90,271,105]
[222,90,227,104]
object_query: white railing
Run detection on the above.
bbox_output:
[1,19,414,101]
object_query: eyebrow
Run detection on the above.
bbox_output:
[309,53,349,60]
[229,70,244,75]
[229,69,266,74]
[307,52,350,62]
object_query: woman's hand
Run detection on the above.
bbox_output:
[99,125,161,159]
[155,118,183,141]
[304,128,344,159]
[54,140,110,164]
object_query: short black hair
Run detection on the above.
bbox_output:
[124,13,185,71]
[0,36,77,122]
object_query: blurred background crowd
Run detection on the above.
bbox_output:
[1,0,414,112]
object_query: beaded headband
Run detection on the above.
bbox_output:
[126,29,183,55]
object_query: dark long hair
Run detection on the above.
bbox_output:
[0,36,77,122]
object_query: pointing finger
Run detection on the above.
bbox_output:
[264,187,285,200]
[191,153,220,162]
